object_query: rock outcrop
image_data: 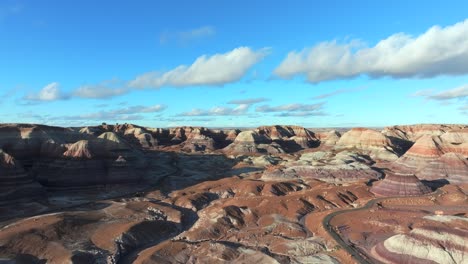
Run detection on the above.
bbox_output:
[417,152,468,184]
[370,171,431,196]
[36,137,145,188]
[256,125,319,149]
[223,130,284,154]
[263,151,381,182]
[0,149,44,201]
[391,134,468,183]
[382,124,467,142]
[316,130,341,146]
[0,124,86,163]
[180,128,217,152]
[335,128,399,161]
[372,224,468,264]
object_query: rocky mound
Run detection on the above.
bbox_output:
[79,126,104,136]
[335,128,399,161]
[372,224,468,263]
[0,200,185,263]
[391,135,444,173]
[263,151,381,182]
[391,134,468,183]
[123,127,158,148]
[256,125,319,149]
[439,129,468,156]
[316,130,341,146]
[417,152,468,184]
[382,124,467,142]
[153,126,232,149]
[0,124,86,162]
[179,127,217,152]
[370,171,431,196]
[223,130,284,154]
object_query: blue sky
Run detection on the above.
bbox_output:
[1,0,467,128]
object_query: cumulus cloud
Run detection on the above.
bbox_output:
[227,97,269,105]
[274,19,468,83]
[26,47,268,101]
[128,47,269,88]
[24,82,68,101]
[73,82,128,99]
[255,102,324,112]
[413,85,468,100]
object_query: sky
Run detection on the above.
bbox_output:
[1,0,467,128]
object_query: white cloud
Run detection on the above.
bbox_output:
[227,97,269,105]
[36,47,268,101]
[255,102,325,112]
[24,82,68,101]
[73,84,128,99]
[128,47,269,88]
[275,19,468,82]
[428,85,468,100]
[177,97,267,117]
[413,85,468,100]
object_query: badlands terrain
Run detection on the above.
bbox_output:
[0,123,466,264]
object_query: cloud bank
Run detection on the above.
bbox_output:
[23,47,269,102]
[128,47,269,88]
[274,19,468,83]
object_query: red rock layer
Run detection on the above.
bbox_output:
[372,225,468,264]
[370,172,431,196]
[392,133,467,182]
[382,124,467,141]
[335,128,399,161]
[417,152,468,184]
[256,125,319,148]
[223,130,285,154]
[337,128,394,148]
[278,165,380,182]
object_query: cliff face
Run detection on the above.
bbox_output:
[0,149,44,202]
